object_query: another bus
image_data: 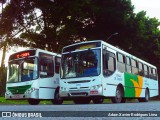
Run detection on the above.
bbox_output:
[5,48,63,105]
[60,40,158,104]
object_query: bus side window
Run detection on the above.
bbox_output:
[148,67,152,78]
[117,53,125,73]
[103,50,116,76]
[126,57,131,73]
[152,68,157,80]
[138,62,144,76]
[39,53,54,78]
[131,59,138,75]
[144,64,149,78]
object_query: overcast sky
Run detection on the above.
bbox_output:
[132,0,160,20]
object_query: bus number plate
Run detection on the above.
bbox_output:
[13,94,20,98]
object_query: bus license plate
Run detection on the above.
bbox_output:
[13,94,20,98]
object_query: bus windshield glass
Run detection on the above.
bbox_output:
[8,57,38,83]
[61,48,101,79]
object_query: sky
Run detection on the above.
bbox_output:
[131,0,160,20]
[1,0,160,66]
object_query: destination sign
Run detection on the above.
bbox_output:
[63,42,101,53]
[9,50,36,60]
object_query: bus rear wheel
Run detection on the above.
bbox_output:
[28,99,40,105]
[52,90,63,105]
[138,89,149,102]
[92,97,104,104]
[111,86,123,103]
[74,98,91,104]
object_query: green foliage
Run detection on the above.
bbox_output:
[1,0,159,54]
[81,0,134,40]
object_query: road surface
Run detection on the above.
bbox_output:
[0,101,160,120]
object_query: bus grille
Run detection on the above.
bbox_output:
[70,87,89,90]
[70,92,88,96]
[7,85,31,94]
[67,80,90,84]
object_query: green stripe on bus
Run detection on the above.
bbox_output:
[124,72,143,98]
[124,72,138,97]
[7,85,31,94]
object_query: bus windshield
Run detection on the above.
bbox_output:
[8,57,38,83]
[61,48,101,79]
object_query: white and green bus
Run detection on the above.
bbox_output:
[5,48,63,105]
[60,40,158,104]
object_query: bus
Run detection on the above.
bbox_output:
[5,48,63,105]
[60,40,158,104]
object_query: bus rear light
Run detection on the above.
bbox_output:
[90,90,98,94]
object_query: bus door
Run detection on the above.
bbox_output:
[102,47,117,96]
[38,53,55,99]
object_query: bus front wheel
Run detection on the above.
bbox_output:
[111,86,123,103]
[28,99,40,105]
[52,90,63,105]
[92,97,104,104]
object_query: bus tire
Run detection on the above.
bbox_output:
[121,98,126,103]
[74,98,90,104]
[28,99,40,105]
[52,89,63,105]
[138,89,149,102]
[111,86,123,103]
[92,97,104,104]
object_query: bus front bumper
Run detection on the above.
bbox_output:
[5,90,39,100]
[60,88,103,98]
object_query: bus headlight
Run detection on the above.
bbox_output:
[25,88,37,94]
[5,90,12,95]
[60,87,63,90]
[90,84,102,95]
[60,87,67,91]
[91,84,102,90]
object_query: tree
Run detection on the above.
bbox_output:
[0,0,7,96]
[0,0,29,96]
[19,0,95,52]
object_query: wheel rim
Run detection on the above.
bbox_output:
[116,89,122,103]
[145,90,149,101]
[56,92,62,101]
[100,98,103,102]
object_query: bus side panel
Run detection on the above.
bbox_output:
[102,71,124,97]
[39,75,59,99]
[124,72,148,98]
[149,89,158,97]
[143,77,159,97]
[124,73,158,98]
[39,88,55,99]
[124,72,142,98]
